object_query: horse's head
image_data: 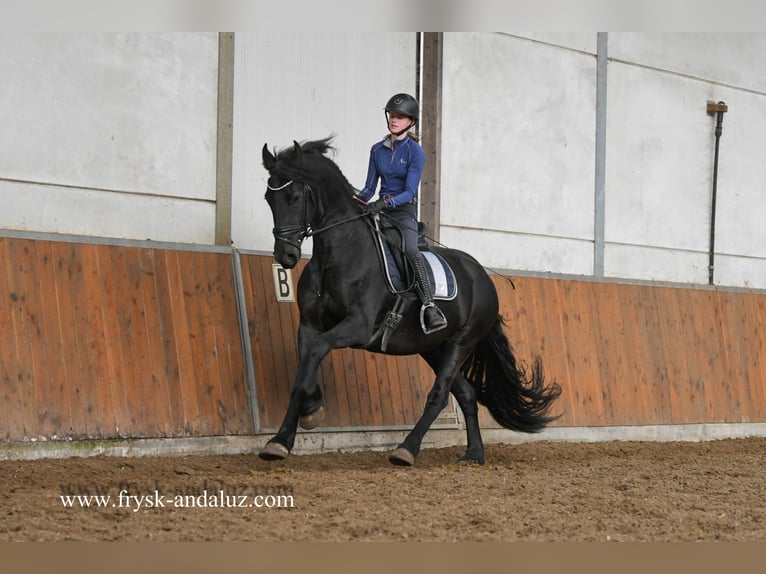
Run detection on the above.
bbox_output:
[262,137,350,269]
[262,141,316,269]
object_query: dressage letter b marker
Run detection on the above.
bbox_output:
[272,264,295,302]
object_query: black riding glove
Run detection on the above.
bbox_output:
[366,198,388,214]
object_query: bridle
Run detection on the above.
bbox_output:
[267,179,367,249]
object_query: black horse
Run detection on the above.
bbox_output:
[259,137,561,466]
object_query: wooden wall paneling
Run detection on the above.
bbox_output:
[387,354,408,426]
[694,289,728,421]
[731,291,762,420]
[2,239,40,438]
[331,349,362,427]
[575,283,628,424]
[366,353,395,425]
[210,252,252,434]
[628,285,667,425]
[393,354,422,425]
[243,254,270,427]
[557,280,605,426]
[617,284,663,425]
[730,291,757,419]
[66,242,101,436]
[378,355,404,424]
[384,354,408,425]
[242,254,278,429]
[15,240,57,438]
[688,289,732,422]
[714,291,750,421]
[162,249,200,435]
[54,241,90,437]
[198,249,246,434]
[0,240,15,437]
[138,248,176,435]
[334,350,360,427]
[95,245,133,437]
[353,348,377,426]
[33,241,72,438]
[85,242,119,436]
[354,350,383,426]
[650,285,681,423]
[591,281,625,424]
[195,250,232,434]
[173,250,215,434]
[121,246,159,435]
[237,252,268,430]
[742,292,766,419]
[181,250,222,435]
[108,243,148,435]
[82,243,118,437]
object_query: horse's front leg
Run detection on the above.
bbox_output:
[259,316,370,461]
[258,327,330,461]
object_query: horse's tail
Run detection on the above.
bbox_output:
[461,315,562,432]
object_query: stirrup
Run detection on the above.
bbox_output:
[420,303,447,334]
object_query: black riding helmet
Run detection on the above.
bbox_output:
[385,93,419,122]
[384,93,419,136]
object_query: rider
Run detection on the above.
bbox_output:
[356,93,447,332]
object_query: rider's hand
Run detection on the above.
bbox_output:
[366,198,388,214]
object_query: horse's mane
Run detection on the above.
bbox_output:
[270,136,354,194]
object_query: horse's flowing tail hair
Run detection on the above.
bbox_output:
[461,316,562,432]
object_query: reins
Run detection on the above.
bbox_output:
[306,212,368,237]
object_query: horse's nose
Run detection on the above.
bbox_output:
[279,252,298,269]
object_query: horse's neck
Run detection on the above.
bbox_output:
[311,218,376,274]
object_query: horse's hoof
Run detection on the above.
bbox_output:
[388,448,415,467]
[299,406,325,430]
[258,442,289,461]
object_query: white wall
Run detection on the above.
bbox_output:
[231,32,418,252]
[604,33,766,288]
[440,33,598,276]
[440,32,766,289]
[3,32,764,290]
[0,33,218,243]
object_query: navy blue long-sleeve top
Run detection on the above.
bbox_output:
[358,135,425,208]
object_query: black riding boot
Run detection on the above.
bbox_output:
[413,254,447,332]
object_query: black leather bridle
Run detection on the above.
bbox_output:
[267,179,367,248]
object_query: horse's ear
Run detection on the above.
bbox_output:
[293,140,302,159]
[262,143,276,171]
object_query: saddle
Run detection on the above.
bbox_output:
[372,218,457,301]
[369,216,457,350]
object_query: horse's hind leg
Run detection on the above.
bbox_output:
[451,374,485,465]
[389,346,469,466]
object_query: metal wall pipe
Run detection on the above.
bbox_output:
[707,100,728,286]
